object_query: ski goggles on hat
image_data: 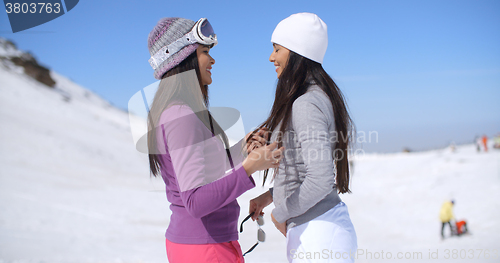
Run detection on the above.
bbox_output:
[148,18,218,70]
[240,212,265,256]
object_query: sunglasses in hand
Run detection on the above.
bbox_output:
[239,212,265,256]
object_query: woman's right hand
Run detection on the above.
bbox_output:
[244,127,269,154]
[242,141,284,176]
[249,190,273,221]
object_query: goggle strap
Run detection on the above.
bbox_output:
[148,32,198,70]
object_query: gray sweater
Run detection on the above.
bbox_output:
[269,85,342,231]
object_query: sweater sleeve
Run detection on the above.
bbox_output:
[161,106,255,219]
[178,165,255,219]
[271,96,336,223]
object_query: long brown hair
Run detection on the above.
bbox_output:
[147,50,232,177]
[250,51,355,193]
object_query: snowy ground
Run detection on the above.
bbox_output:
[241,144,500,263]
[1,54,499,262]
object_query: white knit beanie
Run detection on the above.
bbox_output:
[271,13,328,64]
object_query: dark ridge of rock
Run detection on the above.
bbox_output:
[0,38,56,88]
[10,54,56,88]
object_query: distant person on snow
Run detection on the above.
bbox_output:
[481,135,488,152]
[474,135,481,152]
[493,133,500,149]
[439,200,455,238]
[449,141,456,152]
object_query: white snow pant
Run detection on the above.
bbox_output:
[286,202,357,263]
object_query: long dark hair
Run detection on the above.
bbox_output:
[147,49,231,177]
[249,51,355,194]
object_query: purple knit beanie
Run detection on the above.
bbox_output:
[147,17,199,80]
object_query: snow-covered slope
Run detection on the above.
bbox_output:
[0,40,168,262]
[1,39,499,263]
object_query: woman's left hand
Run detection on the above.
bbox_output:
[271,213,287,237]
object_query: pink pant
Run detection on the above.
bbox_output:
[166,239,244,263]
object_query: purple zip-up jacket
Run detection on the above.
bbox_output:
[156,104,255,244]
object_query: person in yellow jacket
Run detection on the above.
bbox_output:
[439,200,455,238]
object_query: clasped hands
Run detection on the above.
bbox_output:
[244,127,270,154]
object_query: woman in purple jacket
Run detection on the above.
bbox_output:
[145,17,284,262]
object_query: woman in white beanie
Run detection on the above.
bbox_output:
[248,13,357,262]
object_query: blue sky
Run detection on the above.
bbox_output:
[1,0,499,152]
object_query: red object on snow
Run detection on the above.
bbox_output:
[456,220,467,235]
